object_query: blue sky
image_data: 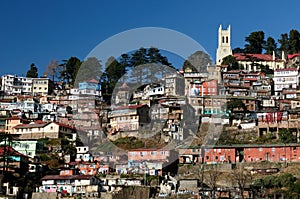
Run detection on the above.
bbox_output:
[1,0,300,76]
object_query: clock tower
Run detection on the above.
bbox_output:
[216,25,232,65]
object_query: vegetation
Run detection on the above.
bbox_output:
[26,63,38,78]
[113,137,145,150]
[221,55,240,70]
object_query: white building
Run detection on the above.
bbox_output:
[1,75,51,96]
[76,146,92,162]
[216,24,232,65]
[32,77,50,96]
[1,75,33,95]
[273,68,300,96]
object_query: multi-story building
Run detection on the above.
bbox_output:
[273,68,300,96]
[128,148,173,176]
[32,77,50,96]
[233,53,285,71]
[108,104,150,137]
[12,121,77,140]
[164,74,184,97]
[39,169,100,197]
[1,75,52,96]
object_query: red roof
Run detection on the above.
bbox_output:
[275,68,298,72]
[113,104,147,110]
[87,79,99,83]
[0,146,27,157]
[234,53,283,62]
[41,174,94,181]
[288,54,300,59]
[54,122,76,130]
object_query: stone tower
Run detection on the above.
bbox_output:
[216,25,232,65]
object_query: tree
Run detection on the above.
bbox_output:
[278,129,297,143]
[26,63,38,78]
[147,47,174,79]
[221,55,240,70]
[60,57,82,86]
[101,56,122,101]
[233,47,245,54]
[264,36,278,55]
[289,29,300,54]
[205,164,219,198]
[74,57,102,87]
[45,60,62,82]
[278,33,290,53]
[130,47,148,85]
[231,165,252,199]
[244,31,266,54]
[224,99,247,113]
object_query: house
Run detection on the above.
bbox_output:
[243,144,300,163]
[0,146,29,174]
[188,79,218,97]
[108,104,150,137]
[75,146,92,162]
[273,68,300,96]
[5,116,27,134]
[32,77,51,96]
[179,146,236,164]
[128,148,174,176]
[12,121,76,140]
[164,73,184,97]
[233,53,285,71]
[78,79,101,97]
[39,170,100,197]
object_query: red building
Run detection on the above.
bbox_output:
[189,79,218,96]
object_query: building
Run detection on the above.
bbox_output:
[128,148,173,176]
[32,77,51,96]
[39,170,100,197]
[216,25,232,65]
[1,75,32,95]
[0,146,29,174]
[78,79,101,96]
[108,104,150,136]
[233,53,285,71]
[12,121,77,140]
[164,74,184,97]
[273,68,300,96]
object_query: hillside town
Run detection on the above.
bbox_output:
[1,25,300,199]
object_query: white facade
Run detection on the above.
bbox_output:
[1,75,32,95]
[1,74,51,96]
[216,25,232,65]
[32,77,50,96]
[273,68,300,95]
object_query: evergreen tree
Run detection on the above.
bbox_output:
[102,56,122,101]
[264,36,278,55]
[130,47,148,85]
[221,55,240,70]
[26,63,38,78]
[278,33,290,53]
[74,57,102,87]
[60,57,82,86]
[289,29,300,54]
[244,31,266,54]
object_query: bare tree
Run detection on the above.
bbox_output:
[45,59,62,81]
[205,164,219,198]
[231,165,252,199]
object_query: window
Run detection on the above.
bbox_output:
[206,156,209,160]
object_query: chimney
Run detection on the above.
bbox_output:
[281,51,286,62]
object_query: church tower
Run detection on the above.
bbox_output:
[216,25,232,65]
